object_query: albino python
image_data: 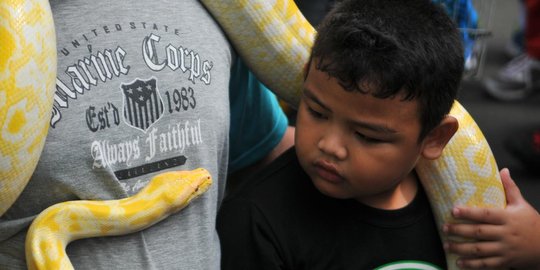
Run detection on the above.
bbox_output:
[25,169,212,270]
[0,0,505,269]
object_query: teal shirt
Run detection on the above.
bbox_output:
[229,58,289,173]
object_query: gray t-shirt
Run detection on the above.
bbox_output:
[0,1,245,269]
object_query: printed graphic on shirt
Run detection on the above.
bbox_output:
[51,22,220,195]
[121,78,164,132]
[374,260,442,270]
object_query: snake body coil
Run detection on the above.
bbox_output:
[25,169,212,270]
[0,0,506,269]
[0,0,56,216]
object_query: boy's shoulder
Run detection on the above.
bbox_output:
[223,146,320,210]
[224,146,305,196]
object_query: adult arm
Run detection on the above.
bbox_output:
[228,57,294,181]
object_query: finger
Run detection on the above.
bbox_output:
[456,256,507,269]
[500,168,524,206]
[445,241,504,258]
[451,206,506,225]
[443,223,503,240]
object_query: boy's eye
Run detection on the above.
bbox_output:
[307,106,326,119]
[355,132,383,144]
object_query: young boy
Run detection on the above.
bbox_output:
[217,0,463,269]
[217,0,463,270]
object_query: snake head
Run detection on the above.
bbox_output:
[183,168,213,200]
[146,168,213,211]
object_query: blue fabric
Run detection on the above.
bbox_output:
[228,58,289,173]
[433,0,478,60]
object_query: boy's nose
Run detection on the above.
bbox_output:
[317,132,347,160]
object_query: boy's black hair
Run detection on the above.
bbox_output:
[311,0,464,141]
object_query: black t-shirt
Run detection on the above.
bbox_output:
[217,147,446,270]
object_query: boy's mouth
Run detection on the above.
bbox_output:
[313,160,344,183]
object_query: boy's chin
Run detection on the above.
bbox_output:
[310,177,351,200]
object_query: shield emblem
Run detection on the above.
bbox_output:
[121,78,164,132]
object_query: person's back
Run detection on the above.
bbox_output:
[218,0,464,269]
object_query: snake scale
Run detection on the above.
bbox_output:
[0,0,505,269]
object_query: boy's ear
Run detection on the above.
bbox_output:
[420,116,458,160]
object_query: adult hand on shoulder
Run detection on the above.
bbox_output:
[443,168,540,269]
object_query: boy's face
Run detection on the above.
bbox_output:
[295,61,427,209]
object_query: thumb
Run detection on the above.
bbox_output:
[500,168,523,205]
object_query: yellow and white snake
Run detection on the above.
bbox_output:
[0,0,505,269]
[24,169,212,270]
